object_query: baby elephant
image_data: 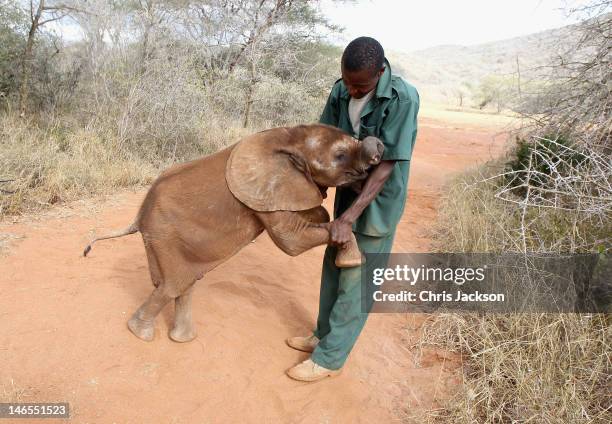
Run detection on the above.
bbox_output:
[84,124,383,343]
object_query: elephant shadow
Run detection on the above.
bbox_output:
[203,273,314,333]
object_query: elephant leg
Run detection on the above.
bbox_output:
[169,284,197,343]
[128,286,173,342]
[132,236,208,342]
[127,240,168,341]
[143,239,162,288]
[299,207,362,267]
[256,209,362,267]
[257,210,329,256]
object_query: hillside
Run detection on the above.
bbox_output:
[388,22,582,106]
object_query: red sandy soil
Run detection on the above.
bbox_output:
[0,114,507,423]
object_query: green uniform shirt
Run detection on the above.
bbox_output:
[319,58,420,237]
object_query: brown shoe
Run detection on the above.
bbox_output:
[286,359,342,382]
[286,334,319,353]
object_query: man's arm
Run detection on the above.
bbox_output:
[329,160,395,246]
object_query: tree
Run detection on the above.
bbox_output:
[175,0,335,126]
[471,74,516,112]
[17,0,86,117]
[0,1,28,103]
[453,81,472,107]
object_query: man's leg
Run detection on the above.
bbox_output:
[313,245,341,340]
[286,244,344,353]
[311,233,394,370]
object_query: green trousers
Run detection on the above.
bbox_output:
[312,232,395,370]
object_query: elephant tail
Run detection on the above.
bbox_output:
[83,222,139,257]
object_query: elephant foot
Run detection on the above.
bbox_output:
[169,325,197,343]
[335,234,364,268]
[127,315,156,342]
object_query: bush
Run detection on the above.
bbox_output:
[505,135,587,198]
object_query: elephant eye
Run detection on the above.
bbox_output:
[335,151,348,162]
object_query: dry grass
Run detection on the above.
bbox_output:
[419,102,518,130]
[419,313,610,423]
[431,165,516,253]
[420,162,611,423]
[0,114,156,215]
[0,111,256,217]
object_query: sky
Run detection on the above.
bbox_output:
[51,0,602,50]
[318,0,599,52]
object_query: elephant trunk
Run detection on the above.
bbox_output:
[361,136,385,166]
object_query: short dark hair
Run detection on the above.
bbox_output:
[341,37,385,74]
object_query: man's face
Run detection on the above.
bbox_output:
[341,65,385,99]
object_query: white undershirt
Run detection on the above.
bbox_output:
[348,89,375,135]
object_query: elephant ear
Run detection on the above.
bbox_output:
[226,129,323,212]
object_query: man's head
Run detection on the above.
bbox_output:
[341,37,385,99]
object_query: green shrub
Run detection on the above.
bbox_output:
[504,135,587,197]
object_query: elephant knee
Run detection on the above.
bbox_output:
[301,207,330,224]
[278,242,305,257]
[270,234,309,256]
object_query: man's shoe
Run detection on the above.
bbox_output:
[286,334,319,353]
[286,359,342,382]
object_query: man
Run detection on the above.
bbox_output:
[285,37,420,382]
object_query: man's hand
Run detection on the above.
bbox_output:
[329,218,354,247]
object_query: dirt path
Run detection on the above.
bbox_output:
[0,112,507,423]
